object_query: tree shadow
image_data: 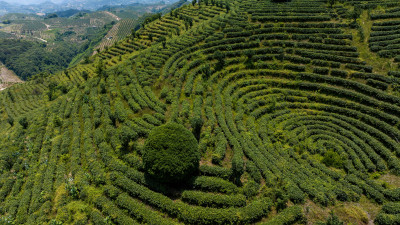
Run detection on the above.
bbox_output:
[144,173,197,200]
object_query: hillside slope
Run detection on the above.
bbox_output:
[1,0,400,224]
[0,63,22,91]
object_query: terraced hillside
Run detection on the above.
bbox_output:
[95,19,137,52]
[1,0,400,224]
[0,12,116,43]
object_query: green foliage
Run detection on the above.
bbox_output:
[158,36,167,49]
[81,71,89,80]
[214,50,225,71]
[190,116,203,142]
[18,117,28,129]
[375,213,400,225]
[287,183,305,204]
[7,117,14,126]
[212,132,227,164]
[1,0,400,224]
[246,161,262,183]
[375,202,400,225]
[45,13,58,19]
[226,3,230,12]
[327,0,335,8]
[143,122,200,184]
[348,8,362,22]
[261,205,304,225]
[322,150,343,169]
[199,165,232,179]
[381,202,400,214]
[192,176,239,194]
[317,211,344,225]
[242,180,260,197]
[182,190,246,208]
[53,116,63,127]
[0,39,78,80]
[95,59,105,77]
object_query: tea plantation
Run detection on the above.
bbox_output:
[1,0,400,224]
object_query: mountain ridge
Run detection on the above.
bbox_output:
[0,0,179,15]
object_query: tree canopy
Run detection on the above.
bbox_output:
[143,122,200,184]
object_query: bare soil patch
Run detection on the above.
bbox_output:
[0,63,23,91]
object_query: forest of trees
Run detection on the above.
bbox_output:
[0,21,115,80]
[0,39,78,80]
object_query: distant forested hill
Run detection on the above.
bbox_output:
[53,9,91,18]
[0,39,77,80]
[0,2,174,80]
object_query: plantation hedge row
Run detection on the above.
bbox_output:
[381,202,400,214]
[254,98,400,172]
[345,63,373,72]
[313,67,329,75]
[378,49,400,58]
[260,205,304,225]
[371,12,400,20]
[370,33,400,43]
[212,132,228,164]
[373,20,400,27]
[389,71,400,78]
[246,8,328,14]
[199,165,232,180]
[111,173,272,224]
[284,64,305,72]
[253,27,342,35]
[116,192,175,225]
[383,188,400,201]
[370,39,400,50]
[192,176,238,194]
[296,42,357,52]
[371,24,400,32]
[312,59,340,68]
[295,49,361,64]
[181,190,247,208]
[375,213,400,225]
[246,160,262,183]
[94,195,138,224]
[232,70,400,123]
[346,174,384,203]
[366,79,389,90]
[249,33,290,41]
[91,209,107,225]
[252,15,331,22]
[370,29,400,37]
[289,116,382,172]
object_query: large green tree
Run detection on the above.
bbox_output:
[143,122,200,184]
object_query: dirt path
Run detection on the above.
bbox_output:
[44,23,51,30]
[33,36,47,43]
[104,11,121,21]
[0,63,23,91]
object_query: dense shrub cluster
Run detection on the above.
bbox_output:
[143,122,200,184]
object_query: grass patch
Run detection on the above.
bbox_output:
[379,173,400,188]
[304,196,381,224]
[346,10,396,74]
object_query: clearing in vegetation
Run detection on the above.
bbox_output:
[0,63,23,91]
